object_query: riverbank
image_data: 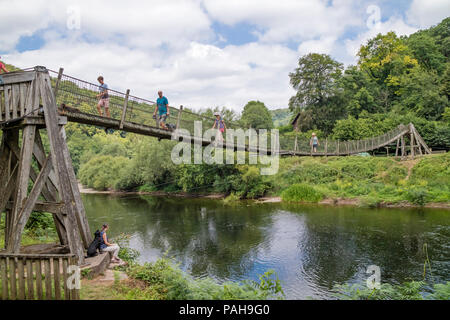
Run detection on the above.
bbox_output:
[78,153,449,209]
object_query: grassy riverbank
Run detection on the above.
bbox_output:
[79,152,450,208]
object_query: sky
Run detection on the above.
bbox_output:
[1,0,449,113]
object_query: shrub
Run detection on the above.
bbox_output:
[406,187,429,206]
[281,183,324,203]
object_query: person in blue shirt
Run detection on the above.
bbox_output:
[153,90,170,130]
[310,133,320,153]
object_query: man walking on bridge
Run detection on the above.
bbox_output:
[96,76,111,118]
[153,90,170,130]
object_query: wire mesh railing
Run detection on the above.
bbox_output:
[46,68,410,155]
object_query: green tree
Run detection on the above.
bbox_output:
[241,101,273,129]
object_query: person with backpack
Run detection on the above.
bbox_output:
[212,112,227,144]
[153,90,170,130]
[99,224,121,263]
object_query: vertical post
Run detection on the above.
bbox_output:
[119,89,130,130]
[395,138,400,157]
[401,135,406,159]
[294,134,298,152]
[176,105,183,130]
[324,138,328,156]
[410,127,415,159]
[53,67,64,99]
[336,140,339,156]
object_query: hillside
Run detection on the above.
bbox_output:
[271,108,293,127]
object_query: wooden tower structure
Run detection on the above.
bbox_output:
[0,66,91,264]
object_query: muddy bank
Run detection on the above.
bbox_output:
[78,183,450,209]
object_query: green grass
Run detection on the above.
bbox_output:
[270,153,450,206]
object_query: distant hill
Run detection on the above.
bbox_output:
[270,108,293,127]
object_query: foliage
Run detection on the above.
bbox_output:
[332,281,450,300]
[241,101,273,130]
[125,257,284,300]
[281,183,324,203]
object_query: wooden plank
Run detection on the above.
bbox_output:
[53,258,61,300]
[17,258,25,299]
[0,87,3,121]
[69,256,79,300]
[9,257,17,300]
[11,84,19,119]
[35,259,43,299]
[44,258,52,300]
[1,258,8,300]
[34,130,59,194]
[0,71,36,85]
[40,71,85,264]
[4,85,10,121]
[26,259,34,300]
[19,83,27,116]
[62,258,70,300]
[53,67,64,98]
[60,126,91,248]
[9,125,36,232]
[119,89,130,129]
[0,163,18,218]
[9,153,53,253]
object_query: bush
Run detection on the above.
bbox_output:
[281,183,324,203]
[125,257,284,300]
[406,187,429,206]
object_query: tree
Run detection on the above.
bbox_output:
[407,33,446,74]
[289,53,343,112]
[240,101,273,130]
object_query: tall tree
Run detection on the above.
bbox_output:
[241,101,273,130]
[288,53,344,134]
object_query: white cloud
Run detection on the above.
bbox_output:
[2,0,447,113]
[407,0,450,28]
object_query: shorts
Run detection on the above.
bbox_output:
[98,98,110,109]
[158,113,167,124]
[313,144,318,148]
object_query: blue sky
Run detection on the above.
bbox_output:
[1,0,449,111]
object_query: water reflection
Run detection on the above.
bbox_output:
[82,194,450,299]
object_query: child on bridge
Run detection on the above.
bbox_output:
[96,76,110,118]
[0,56,9,85]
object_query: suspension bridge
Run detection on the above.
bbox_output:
[0,66,432,275]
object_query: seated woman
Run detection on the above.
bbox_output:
[100,224,121,263]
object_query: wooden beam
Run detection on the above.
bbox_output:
[0,71,36,85]
[53,67,64,98]
[60,125,92,248]
[5,201,64,215]
[10,125,36,230]
[8,153,53,253]
[39,71,85,264]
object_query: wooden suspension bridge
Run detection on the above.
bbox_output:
[0,66,432,296]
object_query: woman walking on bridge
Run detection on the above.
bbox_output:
[153,90,170,130]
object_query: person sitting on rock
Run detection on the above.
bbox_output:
[99,223,121,263]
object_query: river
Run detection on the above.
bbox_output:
[82,194,450,299]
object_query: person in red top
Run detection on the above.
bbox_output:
[0,56,8,84]
[0,56,8,74]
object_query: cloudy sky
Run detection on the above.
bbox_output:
[1,0,449,112]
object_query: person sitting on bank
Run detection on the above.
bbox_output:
[100,224,121,263]
[0,56,9,85]
[310,133,319,153]
[153,90,170,130]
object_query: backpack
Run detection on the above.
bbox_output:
[86,230,103,257]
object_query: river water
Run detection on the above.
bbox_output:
[82,194,450,299]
